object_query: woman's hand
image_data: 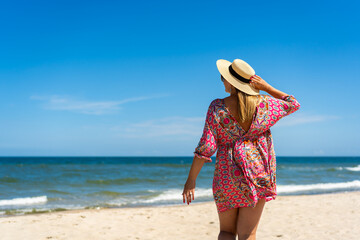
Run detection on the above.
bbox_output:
[250,75,272,92]
[182,178,196,205]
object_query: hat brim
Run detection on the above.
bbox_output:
[216,59,259,96]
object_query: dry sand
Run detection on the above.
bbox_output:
[1,191,359,240]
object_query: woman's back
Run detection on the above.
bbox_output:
[223,95,260,133]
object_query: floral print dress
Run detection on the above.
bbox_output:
[194,94,301,213]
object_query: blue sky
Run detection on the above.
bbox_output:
[1,0,359,156]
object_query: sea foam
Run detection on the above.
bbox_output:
[277,180,360,194]
[0,196,47,207]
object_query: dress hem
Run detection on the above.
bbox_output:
[216,194,277,213]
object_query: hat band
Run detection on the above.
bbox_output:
[229,65,251,84]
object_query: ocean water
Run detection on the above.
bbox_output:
[0,156,359,217]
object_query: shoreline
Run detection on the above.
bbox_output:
[1,190,359,218]
[1,191,359,239]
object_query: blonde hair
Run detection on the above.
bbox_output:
[235,89,260,123]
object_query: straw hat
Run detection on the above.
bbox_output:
[216,59,259,95]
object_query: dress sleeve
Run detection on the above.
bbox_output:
[264,94,301,129]
[193,101,218,163]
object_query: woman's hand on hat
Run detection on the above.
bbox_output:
[250,75,271,92]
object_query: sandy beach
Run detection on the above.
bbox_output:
[1,191,359,240]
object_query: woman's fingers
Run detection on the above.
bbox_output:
[182,190,195,204]
[250,78,257,83]
[251,75,261,81]
[250,77,260,90]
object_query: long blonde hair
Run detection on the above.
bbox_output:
[235,89,260,123]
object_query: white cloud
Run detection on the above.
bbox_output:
[110,112,341,139]
[30,94,168,115]
[274,113,341,127]
[110,116,205,138]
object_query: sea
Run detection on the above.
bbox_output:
[0,156,359,217]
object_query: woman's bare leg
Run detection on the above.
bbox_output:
[237,198,266,240]
[217,207,238,240]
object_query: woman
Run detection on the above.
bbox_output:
[182,59,300,240]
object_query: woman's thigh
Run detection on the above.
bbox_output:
[218,207,239,234]
[237,198,266,236]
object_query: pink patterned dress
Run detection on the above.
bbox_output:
[194,94,301,213]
